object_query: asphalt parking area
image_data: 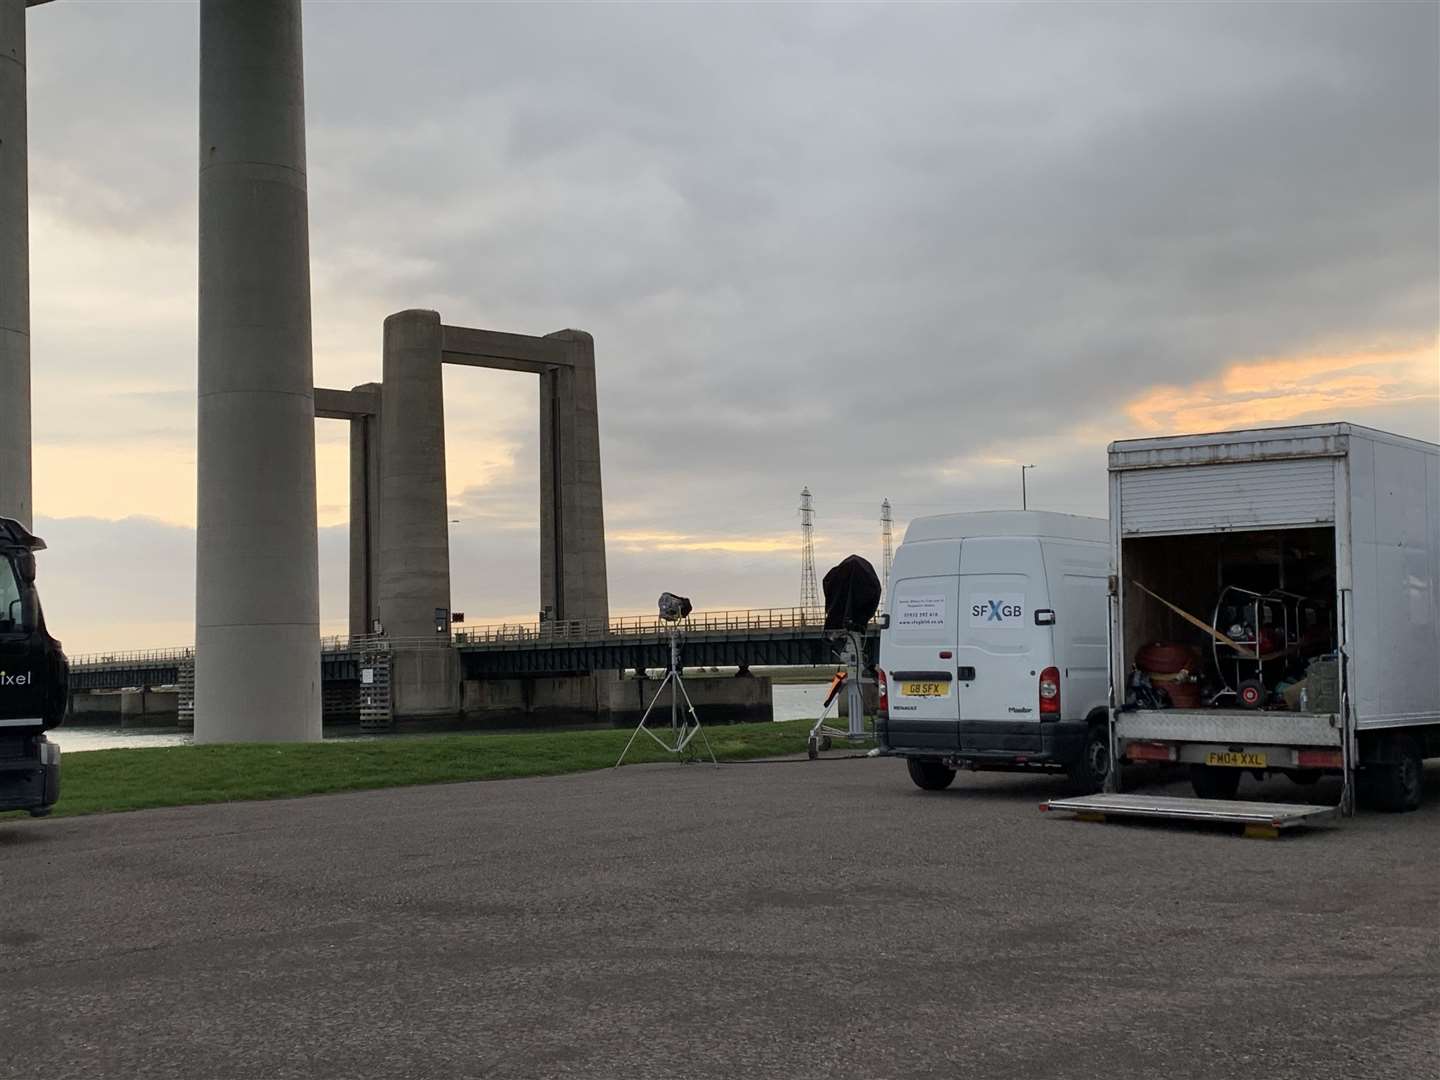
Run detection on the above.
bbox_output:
[1,757,1436,1079]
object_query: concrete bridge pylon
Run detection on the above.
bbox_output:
[194,0,321,743]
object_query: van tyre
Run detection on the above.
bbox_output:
[1190,764,1242,800]
[1360,734,1424,813]
[1066,724,1111,793]
[907,759,956,791]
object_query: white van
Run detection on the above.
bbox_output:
[877,510,1111,791]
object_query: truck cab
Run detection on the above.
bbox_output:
[0,517,66,817]
[877,511,1111,792]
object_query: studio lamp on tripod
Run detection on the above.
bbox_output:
[614,592,718,768]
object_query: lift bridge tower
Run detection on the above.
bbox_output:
[799,486,818,609]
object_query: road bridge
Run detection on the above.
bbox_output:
[65,608,880,728]
[452,608,879,677]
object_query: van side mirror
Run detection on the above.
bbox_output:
[878,613,891,629]
[1034,609,1056,626]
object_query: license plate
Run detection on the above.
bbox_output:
[1205,751,1266,768]
[901,681,948,698]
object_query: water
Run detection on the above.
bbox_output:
[48,682,832,753]
[49,728,194,753]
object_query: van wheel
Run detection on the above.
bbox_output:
[1190,764,1242,800]
[1360,735,1424,813]
[1066,725,1110,793]
[907,759,956,791]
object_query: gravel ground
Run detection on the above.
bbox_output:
[1,757,1436,1080]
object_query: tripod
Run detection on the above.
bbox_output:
[614,625,718,768]
[808,630,870,759]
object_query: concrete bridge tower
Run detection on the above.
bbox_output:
[194,0,321,742]
[0,1,49,529]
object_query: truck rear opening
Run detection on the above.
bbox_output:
[1116,525,1345,796]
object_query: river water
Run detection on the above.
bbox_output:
[48,683,832,753]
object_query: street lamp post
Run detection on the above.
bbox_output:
[1021,464,1036,510]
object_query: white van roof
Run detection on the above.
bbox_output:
[902,510,1108,544]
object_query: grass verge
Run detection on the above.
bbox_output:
[32,720,874,819]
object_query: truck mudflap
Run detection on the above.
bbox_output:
[1040,793,1337,837]
[0,736,60,816]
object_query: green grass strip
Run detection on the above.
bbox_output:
[28,719,874,819]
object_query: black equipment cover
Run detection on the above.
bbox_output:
[823,555,881,632]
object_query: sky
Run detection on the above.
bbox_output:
[18,0,1440,654]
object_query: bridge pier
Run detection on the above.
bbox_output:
[195,0,321,743]
[0,0,36,527]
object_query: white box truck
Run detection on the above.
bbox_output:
[1079,423,1439,824]
[876,511,1112,791]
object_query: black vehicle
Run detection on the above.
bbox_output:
[0,517,67,817]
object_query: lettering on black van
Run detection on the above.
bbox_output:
[0,670,32,687]
[969,594,1024,626]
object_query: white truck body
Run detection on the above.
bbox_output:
[1107,422,1440,813]
[878,511,1112,789]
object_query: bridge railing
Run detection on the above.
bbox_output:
[451,607,832,645]
[70,607,870,667]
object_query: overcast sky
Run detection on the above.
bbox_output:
[21,0,1440,653]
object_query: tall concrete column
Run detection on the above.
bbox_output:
[348,382,381,638]
[0,0,32,528]
[195,0,320,742]
[540,330,609,626]
[377,310,451,640]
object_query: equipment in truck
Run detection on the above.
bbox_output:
[1207,585,1331,709]
[0,517,67,817]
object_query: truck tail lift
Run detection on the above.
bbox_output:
[0,517,68,818]
[1043,423,1440,835]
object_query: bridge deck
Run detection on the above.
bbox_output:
[68,608,881,686]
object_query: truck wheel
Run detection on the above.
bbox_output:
[1190,764,1242,800]
[1362,735,1424,813]
[907,759,956,791]
[1066,725,1110,793]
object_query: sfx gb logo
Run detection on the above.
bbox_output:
[970,596,1024,626]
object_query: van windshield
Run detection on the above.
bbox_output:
[0,558,26,635]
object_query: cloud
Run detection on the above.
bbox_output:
[1126,342,1440,433]
[18,1,1439,648]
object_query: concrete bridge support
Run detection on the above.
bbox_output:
[376,310,450,641]
[195,0,321,742]
[0,0,34,528]
[538,330,609,625]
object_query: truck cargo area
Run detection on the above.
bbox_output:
[1118,525,1338,715]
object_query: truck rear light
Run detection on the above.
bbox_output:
[1126,741,1176,763]
[1039,666,1060,716]
[877,668,888,721]
[1297,749,1343,769]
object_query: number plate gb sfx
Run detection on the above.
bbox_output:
[901,681,949,698]
[1205,751,1266,769]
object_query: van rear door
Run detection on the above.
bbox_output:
[954,537,1053,747]
[883,541,960,752]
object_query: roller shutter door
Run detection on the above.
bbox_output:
[1119,458,1336,535]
